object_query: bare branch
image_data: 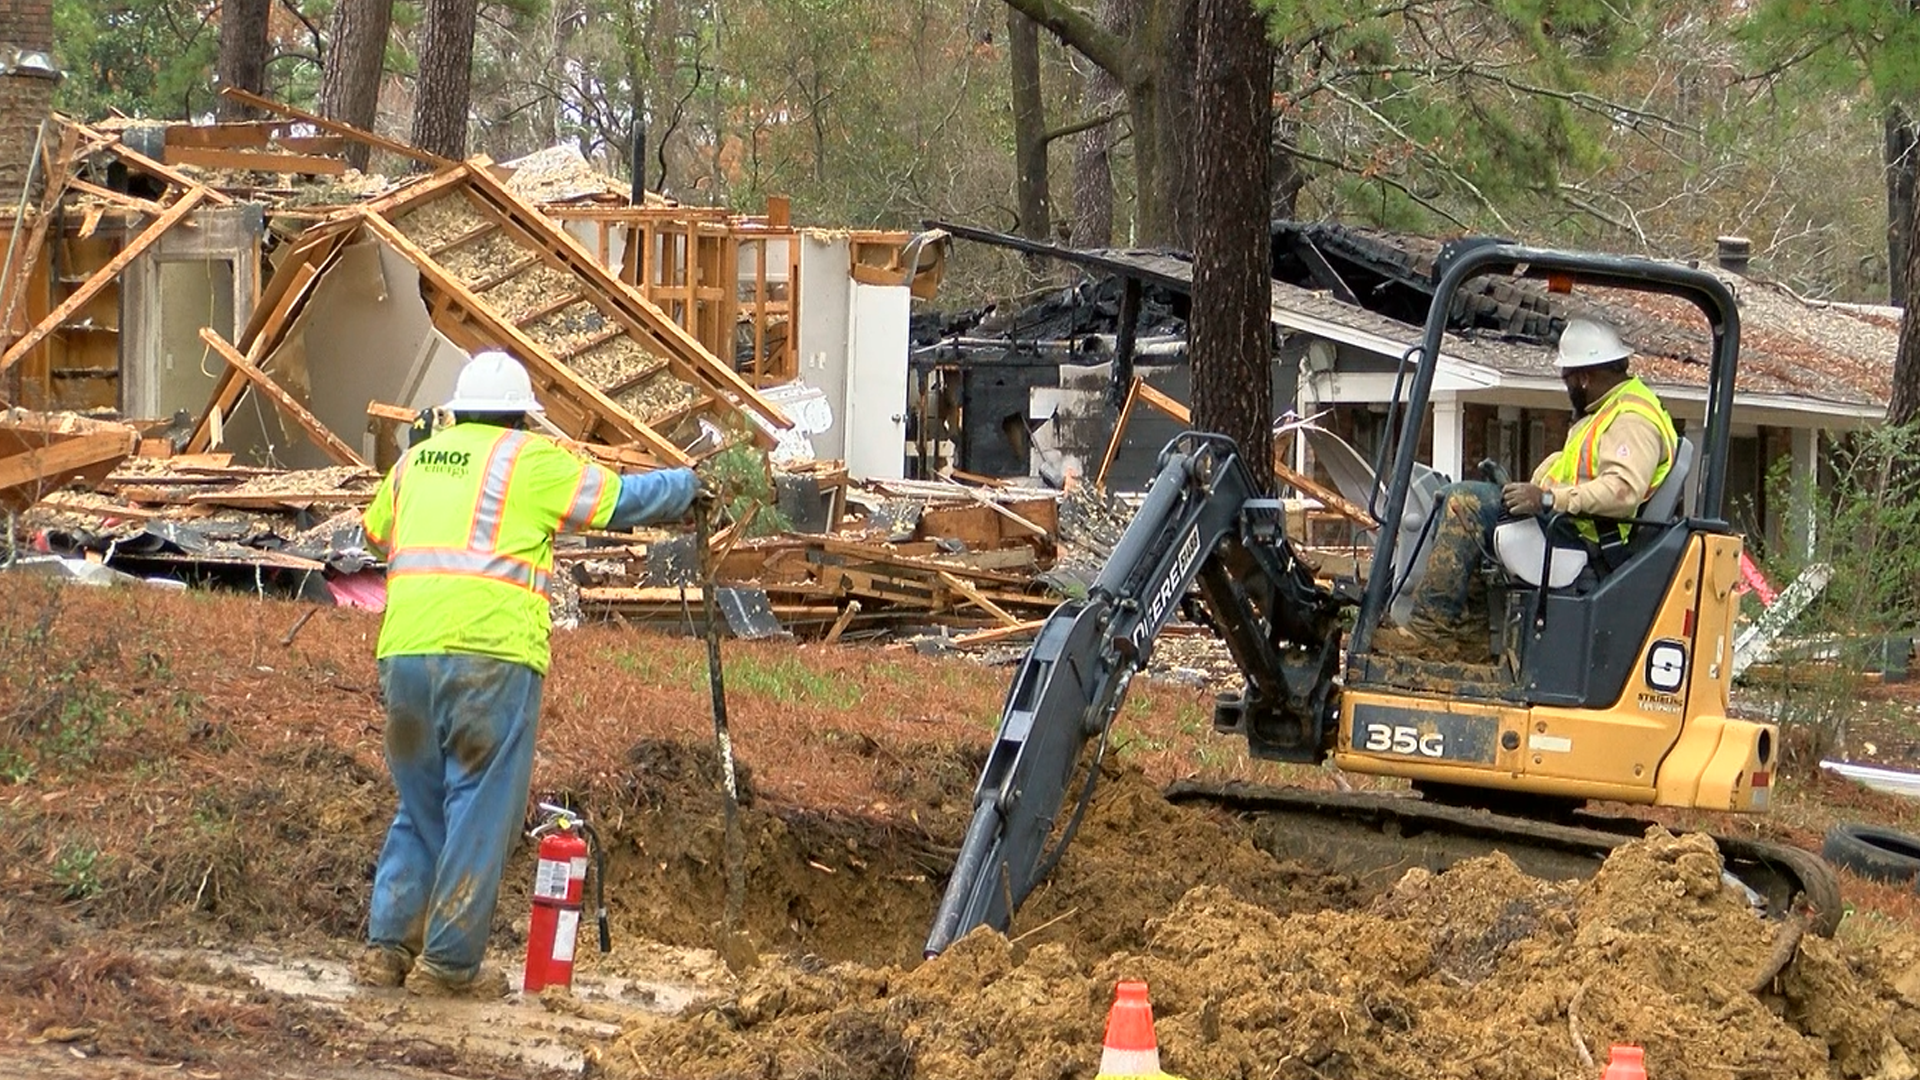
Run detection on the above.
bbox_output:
[1323,82,1513,231]
[1285,144,1475,230]
[1041,106,1127,146]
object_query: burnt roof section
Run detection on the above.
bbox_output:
[1273,222,1896,407]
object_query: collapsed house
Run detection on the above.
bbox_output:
[916,220,1900,558]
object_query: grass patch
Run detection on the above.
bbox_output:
[726,652,862,708]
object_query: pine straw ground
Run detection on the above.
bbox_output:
[3,575,1920,1076]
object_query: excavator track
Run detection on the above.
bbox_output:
[1165,779,1843,937]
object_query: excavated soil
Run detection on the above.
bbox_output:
[608,831,1920,1080]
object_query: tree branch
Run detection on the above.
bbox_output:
[1041,106,1127,147]
[1285,144,1474,230]
[279,0,324,62]
[1324,82,1513,231]
[1001,0,1141,86]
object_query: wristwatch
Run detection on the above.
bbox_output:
[1540,490,1556,513]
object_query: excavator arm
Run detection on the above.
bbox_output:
[923,433,1348,956]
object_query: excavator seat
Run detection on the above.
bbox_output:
[1490,434,1695,589]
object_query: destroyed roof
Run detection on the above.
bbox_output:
[186,161,790,468]
[933,219,1898,413]
[1272,223,1898,409]
[500,144,667,206]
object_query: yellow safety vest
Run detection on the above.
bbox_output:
[361,423,621,674]
[1544,376,1678,543]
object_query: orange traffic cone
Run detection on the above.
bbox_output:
[1602,1044,1647,1080]
[1096,980,1161,1078]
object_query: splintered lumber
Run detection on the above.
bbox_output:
[198,327,368,468]
[937,570,1020,626]
[1095,375,1147,489]
[65,120,235,207]
[822,600,863,644]
[0,186,208,376]
[218,87,455,170]
[0,423,140,514]
[188,257,328,453]
[1131,379,1375,527]
[1,124,78,343]
[953,619,1046,646]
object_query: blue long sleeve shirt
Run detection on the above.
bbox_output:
[609,467,699,529]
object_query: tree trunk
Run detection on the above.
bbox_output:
[411,0,479,161]
[1190,0,1273,492]
[215,0,272,120]
[319,0,395,171]
[1151,0,1200,249]
[1888,107,1918,305]
[1072,0,1134,247]
[1894,175,1920,427]
[1010,6,1051,280]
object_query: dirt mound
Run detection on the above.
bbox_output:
[604,829,1920,1080]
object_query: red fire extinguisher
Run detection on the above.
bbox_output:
[523,803,609,993]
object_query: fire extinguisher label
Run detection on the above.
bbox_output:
[569,856,589,880]
[553,909,580,962]
[535,859,571,899]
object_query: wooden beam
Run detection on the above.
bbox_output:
[217,87,454,170]
[162,146,347,175]
[188,253,329,452]
[358,210,690,465]
[1131,379,1376,526]
[938,570,1021,627]
[62,176,166,215]
[1,124,76,351]
[953,619,1046,646]
[366,400,420,424]
[65,120,234,206]
[164,120,300,148]
[822,600,862,644]
[198,327,367,468]
[1095,375,1145,489]
[0,428,140,506]
[0,186,208,377]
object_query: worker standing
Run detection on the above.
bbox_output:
[353,350,701,997]
[1384,316,1676,661]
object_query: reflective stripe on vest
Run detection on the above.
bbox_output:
[561,464,609,532]
[386,547,552,593]
[1546,376,1677,543]
[390,428,551,596]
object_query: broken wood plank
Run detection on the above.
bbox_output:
[937,570,1020,627]
[0,427,140,512]
[188,255,328,453]
[933,474,1052,538]
[953,619,1047,646]
[0,124,76,349]
[0,186,208,376]
[198,327,368,468]
[187,490,371,508]
[63,176,165,215]
[1132,379,1375,526]
[162,146,348,175]
[366,400,421,424]
[217,87,454,170]
[65,120,235,206]
[34,495,169,521]
[823,600,862,644]
[1095,375,1146,489]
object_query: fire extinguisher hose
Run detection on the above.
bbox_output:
[581,819,611,953]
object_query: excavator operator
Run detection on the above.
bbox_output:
[1382,316,1678,662]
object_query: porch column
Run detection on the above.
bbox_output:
[1431,392,1464,482]
[1789,427,1819,558]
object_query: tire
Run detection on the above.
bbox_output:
[1821,823,1920,887]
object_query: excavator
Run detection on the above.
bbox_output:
[924,242,1841,957]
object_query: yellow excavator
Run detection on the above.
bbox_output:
[924,242,1839,957]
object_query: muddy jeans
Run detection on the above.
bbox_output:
[371,654,543,983]
[1405,480,1502,640]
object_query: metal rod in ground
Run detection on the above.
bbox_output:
[695,503,746,931]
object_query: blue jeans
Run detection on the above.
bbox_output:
[1406,480,1502,634]
[370,654,543,982]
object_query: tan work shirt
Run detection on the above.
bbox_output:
[1530,409,1669,519]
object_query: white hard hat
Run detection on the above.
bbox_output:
[445,350,543,413]
[1555,317,1632,370]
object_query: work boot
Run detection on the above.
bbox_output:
[405,962,512,1000]
[353,945,412,988]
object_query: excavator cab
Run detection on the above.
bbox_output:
[1334,245,1773,816]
